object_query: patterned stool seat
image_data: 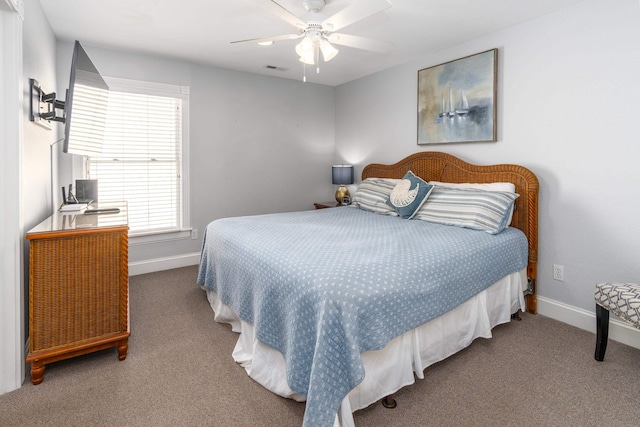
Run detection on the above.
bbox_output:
[594,282,640,361]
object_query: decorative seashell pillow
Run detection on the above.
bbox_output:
[385,171,434,219]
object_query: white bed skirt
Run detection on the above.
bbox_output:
[204,269,527,427]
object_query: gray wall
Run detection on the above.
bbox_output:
[335,0,640,314]
[22,0,57,261]
[55,42,337,263]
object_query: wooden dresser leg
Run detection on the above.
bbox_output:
[31,361,45,385]
[117,339,128,361]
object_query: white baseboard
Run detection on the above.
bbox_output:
[537,295,640,351]
[128,252,200,276]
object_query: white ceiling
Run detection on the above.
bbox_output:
[40,0,586,86]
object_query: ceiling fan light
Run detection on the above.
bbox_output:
[319,39,339,62]
[258,41,274,46]
[299,55,314,65]
[295,37,313,57]
[296,37,317,65]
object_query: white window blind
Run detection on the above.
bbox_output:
[87,80,187,235]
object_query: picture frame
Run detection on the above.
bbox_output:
[417,49,497,145]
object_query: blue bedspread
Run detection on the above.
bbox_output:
[197,207,528,426]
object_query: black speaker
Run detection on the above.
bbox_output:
[75,179,98,203]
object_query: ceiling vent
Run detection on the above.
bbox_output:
[264,65,288,72]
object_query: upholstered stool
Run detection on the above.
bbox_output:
[594,282,640,361]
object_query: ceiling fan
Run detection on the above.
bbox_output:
[232,0,393,77]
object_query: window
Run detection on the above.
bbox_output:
[86,77,189,236]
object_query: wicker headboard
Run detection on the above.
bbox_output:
[362,151,539,314]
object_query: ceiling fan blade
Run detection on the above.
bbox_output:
[252,0,307,30]
[231,33,303,45]
[327,33,391,53]
[322,0,392,32]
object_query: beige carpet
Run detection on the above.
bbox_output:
[1,266,639,426]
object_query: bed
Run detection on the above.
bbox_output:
[197,151,539,427]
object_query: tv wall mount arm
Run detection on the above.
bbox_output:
[29,78,66,129]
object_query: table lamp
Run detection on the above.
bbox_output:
[332,165,354,204]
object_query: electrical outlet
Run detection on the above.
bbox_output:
[191,229,198,240]
[552,264,565,281]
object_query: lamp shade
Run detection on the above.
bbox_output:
[332,165,354,185]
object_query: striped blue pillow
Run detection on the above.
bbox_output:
[414,187,519,234]
[352,178,400,216]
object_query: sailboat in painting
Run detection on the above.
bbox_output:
[455,90,469,115]
[438,92,447,117]
[438,87,469,118]
[438,90,448,118]
[438,87,454,118]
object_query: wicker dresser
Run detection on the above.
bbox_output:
[26,204,129,384]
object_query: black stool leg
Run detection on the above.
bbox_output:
[595,304,610,361]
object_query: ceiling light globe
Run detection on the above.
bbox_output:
[320,40,338,62]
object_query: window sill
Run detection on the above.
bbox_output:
[129,228,193,246]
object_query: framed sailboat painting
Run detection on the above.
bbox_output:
[417,49,497,144]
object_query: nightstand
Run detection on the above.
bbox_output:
[314,201,341,209]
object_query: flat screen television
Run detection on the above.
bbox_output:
[62,40,109,156]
